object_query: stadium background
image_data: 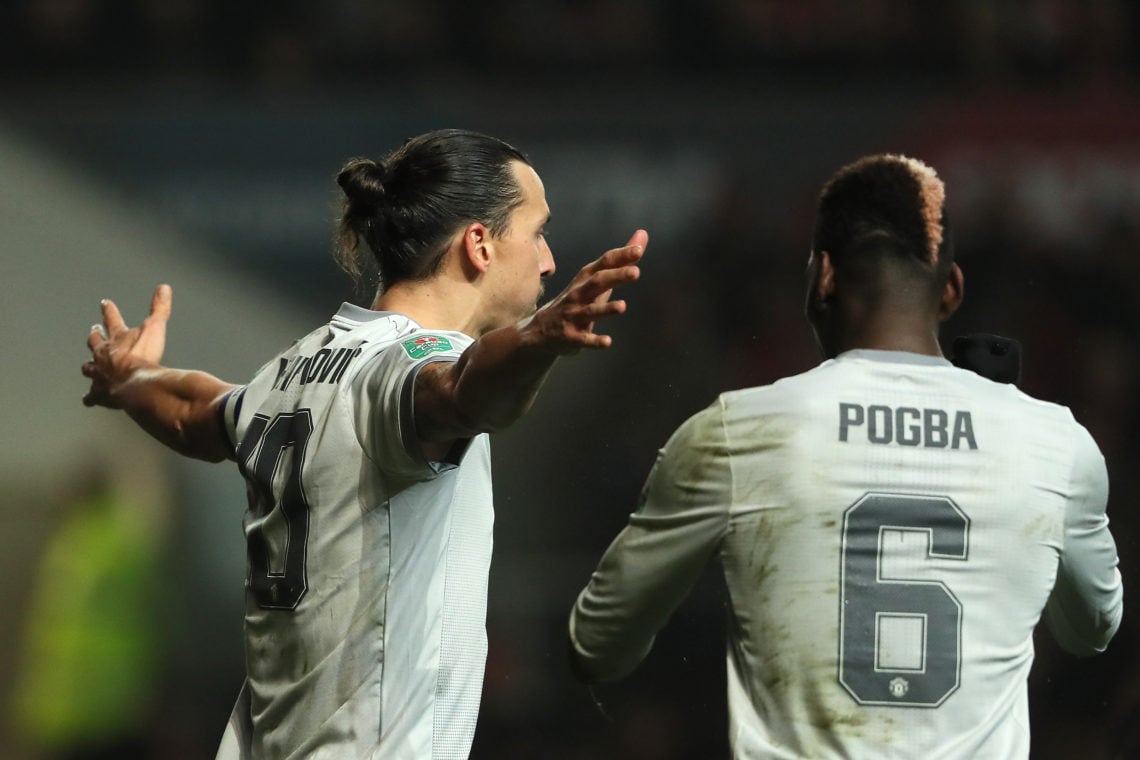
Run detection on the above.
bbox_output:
[1,1,1138,757]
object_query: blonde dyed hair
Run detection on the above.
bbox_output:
[813,153,951,275]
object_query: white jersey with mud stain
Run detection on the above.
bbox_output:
[571,349,1122,759]
[214,303,493,760]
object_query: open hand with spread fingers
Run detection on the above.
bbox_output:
[526,229,647,353]
[82,284,173,408]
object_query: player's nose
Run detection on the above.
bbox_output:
[540,239,555,278]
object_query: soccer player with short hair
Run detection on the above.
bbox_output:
[568,154,1122,759]
[83,129,647,759]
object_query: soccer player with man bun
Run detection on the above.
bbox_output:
[569,154,1121,759]
[83,129,647,759]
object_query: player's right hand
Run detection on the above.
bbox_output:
[525,230,647,354]
[82,284,173,407]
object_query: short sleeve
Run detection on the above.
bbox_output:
[218,386,248,459]
[349,331,471,481]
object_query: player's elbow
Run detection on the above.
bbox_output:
[1054,630,1116,658]
[567,610,653,685]
[1046,588,1123,657]
[174,428,230,463]
[568,638,641,686]
[171,410,233,463]
[568,637,603,685]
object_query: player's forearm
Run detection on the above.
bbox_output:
[1045,571,1123,656]
[1047,439,1123,656]
[1045,551,1123,656]
[114,366,236,462]
[427,322,560,439]
[568,521,713,684]
[569,584,657,685]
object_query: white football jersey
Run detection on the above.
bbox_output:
[214,304,493,760]
[571,349,1122,759]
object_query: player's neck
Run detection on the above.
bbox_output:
[832,308,944,357]
[372,278,484,337]
[839,331,944,357]
[847,333,943,356]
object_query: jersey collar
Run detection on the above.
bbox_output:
[836,349,952,367]
[334,302,409,323]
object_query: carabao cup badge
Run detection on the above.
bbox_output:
[402,335,454,359]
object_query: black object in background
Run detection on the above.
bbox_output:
[951,334,1022,385]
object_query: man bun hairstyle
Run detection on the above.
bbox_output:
[335,129,530,291]
[812,154,953,290]
[337,158,389,212]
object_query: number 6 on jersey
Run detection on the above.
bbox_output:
[839,492,970,707]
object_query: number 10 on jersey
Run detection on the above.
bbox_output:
[236,410,315,610]
[839,493,969,707]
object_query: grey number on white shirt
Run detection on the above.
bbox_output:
[839,493,969,707]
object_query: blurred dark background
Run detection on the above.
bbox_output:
[1,1,1138,758]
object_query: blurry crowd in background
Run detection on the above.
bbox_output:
[3,1,1139,759]
[0,0,1137,86]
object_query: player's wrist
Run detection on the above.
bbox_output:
[110,361,167,401]
[517,313,571,358]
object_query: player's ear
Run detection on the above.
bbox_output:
[460,222,493,276]
[812,250,836,307]
[938,263,964,321]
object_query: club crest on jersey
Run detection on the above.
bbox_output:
[402,335,453,359]
[889,677,910,699]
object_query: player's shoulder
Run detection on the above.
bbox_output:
[966,369,1083,430]
[331,306,472,363]
[949,365,1104,466]
[715,361,830,415]
[330,303,412,347]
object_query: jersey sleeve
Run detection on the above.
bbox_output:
[569,400,733,684]
[222,348,298,455]
[349,331,471,481]
[218,386,248,459]
[1043,421,1123,656]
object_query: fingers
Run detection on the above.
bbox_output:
[101,298,126,336]
[81,362,103,406]
[581,231,648,277]
[577,333,613,349]
[531,235,645,355]
[85,286,171,409]
[82,384,102,407]
[87,323,106,351]
[575,264,641,304]
[591,244,644,274]
[554,300,628,351]
[97,284,170,337]
[148,284,173,324]
[625,229,649,251]
[574,300,627,320]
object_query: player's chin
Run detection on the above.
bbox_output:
[525,287,545,316]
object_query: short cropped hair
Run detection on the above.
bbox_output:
[812,154,953,287]
[335,129,529,290]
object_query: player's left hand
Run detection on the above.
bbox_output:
[82,284,172,408]
[525,229,647,354]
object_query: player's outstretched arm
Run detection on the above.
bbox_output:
[414,230,647,447]
[82,285,237,463]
